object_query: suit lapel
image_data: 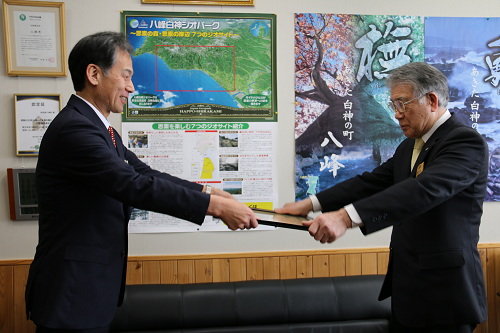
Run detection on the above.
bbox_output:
[410,113,460,177]
[68,95,120,156]
[392,138,413,181]
[111,128,124,158]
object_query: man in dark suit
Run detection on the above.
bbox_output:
[25,31,258,333]
[277,62,488,332]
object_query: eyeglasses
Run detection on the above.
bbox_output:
[388,93,428,113]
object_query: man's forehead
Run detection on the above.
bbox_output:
[115,51,134,74]
[390,84,413,99]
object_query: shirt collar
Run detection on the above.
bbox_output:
[421,110,451,143]
[74,94,111,129]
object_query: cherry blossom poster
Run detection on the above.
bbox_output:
[425,17,500,201]
[294,14,424,201]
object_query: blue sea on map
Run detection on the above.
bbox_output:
[129,51,240,109]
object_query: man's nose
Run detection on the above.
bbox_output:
[127,80,135,93]
[394,110,404,119]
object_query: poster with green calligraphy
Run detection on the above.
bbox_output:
[121,11,277,122]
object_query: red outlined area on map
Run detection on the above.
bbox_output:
[155,45,236,92]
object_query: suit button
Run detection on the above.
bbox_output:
[121,251,126,257]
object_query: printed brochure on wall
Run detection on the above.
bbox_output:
[122,121,278,233]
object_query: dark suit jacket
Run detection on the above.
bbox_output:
[316,114,488,327]
[25,95,210,329]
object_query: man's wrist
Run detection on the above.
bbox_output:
[344,204,364,227]
[309,195,322,212]
[340,208,353,229]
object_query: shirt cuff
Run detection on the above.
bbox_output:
[344,204,364,228]
[309,195,322,212]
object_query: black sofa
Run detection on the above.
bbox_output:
[110,274,391,333]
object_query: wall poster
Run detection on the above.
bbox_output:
[294,14,424,201]
[122,11,276,122]
[121,11,278,233]
[425,17,500,201]
[294,14,500,203]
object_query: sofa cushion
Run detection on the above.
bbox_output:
[110,275,391,333]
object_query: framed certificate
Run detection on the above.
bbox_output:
[14,94,61,156]
[2,0,67,76]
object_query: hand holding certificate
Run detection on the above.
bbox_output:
[274,199,352,243]
[251,208,309,230]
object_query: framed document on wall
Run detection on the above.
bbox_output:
[2,0,67,76]
[14,94,61,156]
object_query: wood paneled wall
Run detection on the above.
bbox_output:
[1,245,499,333]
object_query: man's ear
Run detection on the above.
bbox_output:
[86,64,100,86]
[427,92,439,112]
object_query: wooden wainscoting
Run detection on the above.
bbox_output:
[1,245,500,332]
[125,249,390,284]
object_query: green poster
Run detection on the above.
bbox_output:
[121,11,277,122]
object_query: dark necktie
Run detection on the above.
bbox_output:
[108,126,116,147]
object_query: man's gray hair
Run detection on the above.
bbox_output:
[386,62,449,108]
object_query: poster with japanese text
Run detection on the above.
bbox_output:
[120,11,278,233]
[121,11,277,122]
[425,17,500,201]
[294,14,424,200]
[122,121,277,233]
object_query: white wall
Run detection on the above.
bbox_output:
[1,0,500,260]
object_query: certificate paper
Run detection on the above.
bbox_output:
[14,10,57,68]
[15,95,60,156]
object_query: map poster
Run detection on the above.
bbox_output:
[425,17,500,201]
[294,14,424,200]
[121,121,278,233]
[121,11,277,122]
